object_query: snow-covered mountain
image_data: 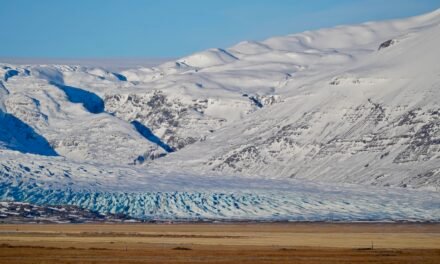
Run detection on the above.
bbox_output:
[1,9,439,221]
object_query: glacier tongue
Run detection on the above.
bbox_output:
[1,177,439,221]
[0,150,439,221]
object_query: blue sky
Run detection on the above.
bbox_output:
[1,0,439,58]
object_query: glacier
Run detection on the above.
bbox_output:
[0,150,438,221]
[1,9,440,221]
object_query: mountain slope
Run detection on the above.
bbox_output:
[152,9,440,189]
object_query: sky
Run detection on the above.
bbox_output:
[1,0,439,59]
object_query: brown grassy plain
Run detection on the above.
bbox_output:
[0,223,439,263]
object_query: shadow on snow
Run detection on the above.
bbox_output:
[0,111,58,156]
[52,83,105,114]
[131,120,174,153]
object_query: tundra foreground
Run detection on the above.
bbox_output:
[0,223,439,263]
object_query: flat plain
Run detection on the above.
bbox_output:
[0,223,439,263]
